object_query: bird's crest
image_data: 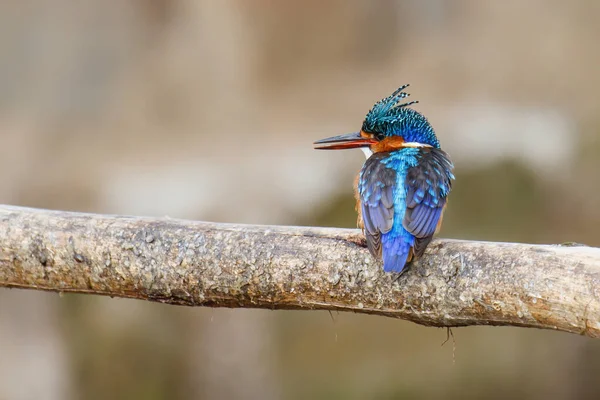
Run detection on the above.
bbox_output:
[362,84,439,148]
[362,84,419,133]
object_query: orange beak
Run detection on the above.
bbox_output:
[313,132,377,150]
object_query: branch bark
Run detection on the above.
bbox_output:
[0,205,599,338]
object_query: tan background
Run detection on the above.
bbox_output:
[1,1,599,399]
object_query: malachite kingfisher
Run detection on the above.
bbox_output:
[314,85,455,273]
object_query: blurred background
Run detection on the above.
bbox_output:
[0,1,599,399]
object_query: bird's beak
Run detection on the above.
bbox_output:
[313,132,377,150]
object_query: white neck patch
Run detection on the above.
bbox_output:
[360,147,373,159]
[402,142,432,148]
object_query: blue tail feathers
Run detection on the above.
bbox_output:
[381,230,414,273]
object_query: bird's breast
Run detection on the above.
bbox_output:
[353,173,364,229]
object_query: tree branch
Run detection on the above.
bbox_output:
[0,205,599,338]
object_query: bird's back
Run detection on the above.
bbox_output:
[357,147,453,273]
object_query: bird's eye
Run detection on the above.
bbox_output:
[375,132,385,141]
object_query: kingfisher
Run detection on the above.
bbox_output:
[314,85,455,273]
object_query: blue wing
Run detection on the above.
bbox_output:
[358,153,397,260]
[403,148,454,257]
[359,149,454,273]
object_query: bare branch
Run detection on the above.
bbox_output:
[0,205,599,338]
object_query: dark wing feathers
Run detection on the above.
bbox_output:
[358,153,397,258]
[411,235,433,259]
[403,148,454,256]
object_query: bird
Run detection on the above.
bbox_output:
[313,84,455,273]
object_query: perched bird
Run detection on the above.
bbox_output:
[314,85,455,273]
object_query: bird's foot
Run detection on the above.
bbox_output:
[347,233,368,248]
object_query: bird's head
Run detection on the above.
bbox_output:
[314,85,440,158]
